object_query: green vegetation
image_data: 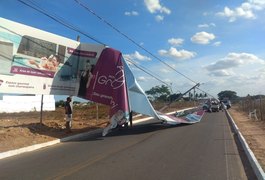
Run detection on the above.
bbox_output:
[145,85,207,102]
[145,85,171,102]
[217,90,238,100]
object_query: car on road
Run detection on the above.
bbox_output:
[221,99,231,109]
[210,100,220,112]
[202,99,220,112]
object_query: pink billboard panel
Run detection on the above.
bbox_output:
[86,48,129,135]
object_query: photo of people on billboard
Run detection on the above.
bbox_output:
[0,17,105,95]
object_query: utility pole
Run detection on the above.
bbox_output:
[193,87,196,105]
[175,83,200,102]
[159,83,200,112]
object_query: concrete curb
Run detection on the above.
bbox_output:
[0,129,102,160]
[226,110,265,180]
[0,107,196,160]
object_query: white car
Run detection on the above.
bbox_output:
[202,99,219,112]
[210,101,220,112]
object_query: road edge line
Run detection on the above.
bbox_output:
[226,110,265,180]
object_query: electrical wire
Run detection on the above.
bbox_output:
[18,0,105,45]
[16,0,178,92]
[125,58,171,87]
[197,87,216,99]
[74,0,198,85]
[18,0,209,96]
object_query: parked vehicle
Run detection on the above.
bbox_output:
[221,100,231,109]
[202,103,209,111]
[202,99,220,112]
[210,100,220,112]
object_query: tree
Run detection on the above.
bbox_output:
[169,93,182,101]
[55,100,65,107]
[145,85,171,102]
[218,90,238,100]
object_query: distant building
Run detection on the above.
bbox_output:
[0,95,55,113]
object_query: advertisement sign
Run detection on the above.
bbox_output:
[86,48,130,136]
[0,17,105,96]
[0,18,203,136]
[123,57,159,119]
[0,18,130,136]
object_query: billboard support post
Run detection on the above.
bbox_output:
[96,103,98,121]
[40,95,43,124]
[67,35,81,125]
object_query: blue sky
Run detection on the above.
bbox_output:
[1,0,265,98]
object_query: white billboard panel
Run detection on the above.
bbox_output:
[0,18,105,96]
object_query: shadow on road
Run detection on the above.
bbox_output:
[74,122,191,142]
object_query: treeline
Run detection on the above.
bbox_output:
[145,85,207,102]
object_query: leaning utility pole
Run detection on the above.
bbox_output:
[175,83,201,102]
[159,83,201,112]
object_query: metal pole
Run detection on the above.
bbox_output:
[77,35,80,42]
[67,35,80,125]
[175,83,200,102]
[193,88,196,106]
[76,35,81,78]
[40,94,43,124]
[96,103,98,120]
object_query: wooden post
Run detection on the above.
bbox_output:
[40,95,43,124]
[96,103,98,121]
[70,95,73,127]
[259,96,263,121]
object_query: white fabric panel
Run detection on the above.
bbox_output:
[122,58,159,119]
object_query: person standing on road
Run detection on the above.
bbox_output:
[65,96,72,133]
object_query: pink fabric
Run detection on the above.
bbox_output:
[86,48,129,117]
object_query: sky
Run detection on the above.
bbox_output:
[1,0,265,99]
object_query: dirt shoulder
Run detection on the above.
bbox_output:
[0,117,109,153]
[0,106,110,153]
[229,107,265,172]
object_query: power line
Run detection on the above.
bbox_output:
[197,87,217,99]
[18,0,172,91]
[18,0,105,45]
[18,0,205,95]
[18,0,170,89]
[74,0,198,85]
[125,58,171,87]
[125,58,182,94]
[16,0,181,92]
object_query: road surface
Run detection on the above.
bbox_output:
[0,111,256,179]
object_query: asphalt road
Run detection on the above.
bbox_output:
[0,111,256,180]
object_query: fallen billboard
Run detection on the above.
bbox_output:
[122,56,204,126]
[0,18,204,136]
